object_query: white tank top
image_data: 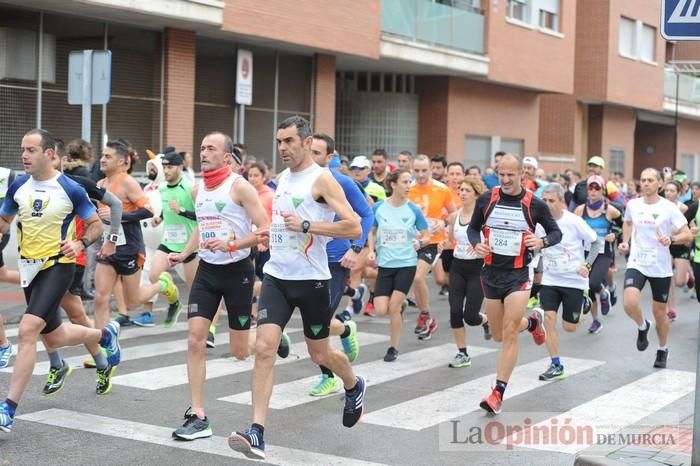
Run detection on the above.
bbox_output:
[453,208,480,260]
[264,163,335,280]
[195,174,252,264]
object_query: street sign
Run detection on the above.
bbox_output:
[662,0,700,40]
[236,49,253,106]
[68,50,111,105]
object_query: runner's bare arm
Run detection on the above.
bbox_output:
[233,178,270,250]
[297,172,360,239]
[120,176,154,221]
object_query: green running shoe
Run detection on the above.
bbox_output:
[341,321,360,362]
[309,374,340,397]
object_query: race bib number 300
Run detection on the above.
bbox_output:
[488,229,522,256]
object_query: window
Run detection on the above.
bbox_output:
[619,16,636,58]
[464,136,492,170]
[507,0,529,22]
[501,138,524,156]
[609,149,625,176]
[640,24,656,62]
[537,0,560,31]
[681,154,700,181]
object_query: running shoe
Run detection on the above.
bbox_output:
[383,346,398,362]
[406,296,417,307]
[667,308,677,322]
[42,362,73,396]
[439,284,449,296]
[96,364,117,395]
[0,402,14,433]
[352,283,366,314]
[482,321,492,341]
[363,301,375,317]
[653,349,668,369]
[112,313,132,327]
[101,321,122,366]
[479,387,502,414]
[582,294,592,315]
[158,271,179,305]
[132,311,155,327]
[599,288,610,316]
[449,352,471,368]
[637,319,651,351]
[277,332,291,359]
[418,318,438,340]
[539,363,565,381]
[527,296,539,309]
[588,319,602,334]
[529,307,546,345]
[342,375,366,428]
[229,427,265,460]
[414,312,429,334]
[206,331,215,349]
[609,283,618,307]
[0,343,15,369]
[164,300,182,328]
[309,374,340,396]
[341,321,359,362]
[173,411,213,441]
[337,310,352,322]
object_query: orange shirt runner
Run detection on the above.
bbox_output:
[408,179,455,245]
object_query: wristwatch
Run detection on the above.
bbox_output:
[80,238,91,249]
[351,245,363,254]
[107,233,119,243]
[301,220,311,234]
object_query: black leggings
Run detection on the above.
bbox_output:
[694,262,700,303]
[448,258,484,329]
[588,253,612,302]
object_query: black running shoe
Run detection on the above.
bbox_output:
[172,411,212,441]
[229,427,265,459]
[42,362,73,396]
[342,376,366,428]
[538,363,565,381]
[383,347,398,362]
[206,331,215,349]
[277,332,291,359]
[96,364,117,395]
[637,319,651,351]
[653,349,668,368]
[483,321,492,341]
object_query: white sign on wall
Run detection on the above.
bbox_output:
[236,49,253,105]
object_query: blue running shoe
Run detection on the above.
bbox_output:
[132,312,155,327]
[599,288,610,316]
[343,375,366,428]
[101,321,122,366]
[0,402,14,433]
[229,427,265,460]
[0,342,15,368]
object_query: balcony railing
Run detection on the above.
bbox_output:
[382,0,485,55]
[665,66,700,104]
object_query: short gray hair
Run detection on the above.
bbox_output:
[542,182,565,200]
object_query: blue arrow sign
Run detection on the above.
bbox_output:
[662,0,700,40]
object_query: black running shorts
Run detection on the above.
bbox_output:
[25,263,75,334]
[375,266,417,297]
[481,266,532,302]
[539,285,584,324]
[624,268,672,303]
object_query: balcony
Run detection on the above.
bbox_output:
[665,66,700,104]
[382,0,485,55]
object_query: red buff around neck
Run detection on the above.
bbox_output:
[202,166,231,189]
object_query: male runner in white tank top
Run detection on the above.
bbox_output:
[229,116,363,460]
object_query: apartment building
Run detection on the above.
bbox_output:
[0,0,698,179]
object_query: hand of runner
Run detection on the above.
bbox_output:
[604,233,616,242]
[576,264,590,278]
[168,252,184,267]
[282,212,303,233]
[474,242,491,258]
[691,225,699,236]
[367,251,376,266]
[255,228,270,248]
[201,238,230,252]
[168,199,181,213]
[98,240,116,258]
[412,239,421,251]
[523,231,543,249]
[152,216,162,227]
[618,241,629,253]
[655,228,671,247]
[97,206,111,222]
[340,248,359,269]
[60,239,82,259]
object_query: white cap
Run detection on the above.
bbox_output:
[523,156,538,169]
[350,156,371,169]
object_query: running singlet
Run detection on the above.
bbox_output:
[98,173,148,257]
[625,197,687,277]
[264,163,336,280]
[452,209,480,260]
[373,200,427,268]
[541,210,597,290]
[408,179,453,245]
[582,205,613,256]
[326,170,373,264]
[0,173,95,270]
[469,187,561,269]
[195,174,252,265]
[160,177,196,252]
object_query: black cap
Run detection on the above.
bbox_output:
[162,151,184,166]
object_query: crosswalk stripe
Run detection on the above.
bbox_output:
[18,408,388,466]
[218,344,496,409]
[113,332,390,390]
[0,327,303,376]
[511,369,695,454]
[363,357,605,431]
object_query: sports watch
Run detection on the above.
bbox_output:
[107,233,119,243]
[350,245,363,254]
[301,220,311,234]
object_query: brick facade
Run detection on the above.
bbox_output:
[416,76,449,157]
[163,28,196,154]
[312,54,336,137]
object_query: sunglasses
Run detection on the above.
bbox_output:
[587,184,602,191]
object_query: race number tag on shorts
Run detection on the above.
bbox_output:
[103,224,126,246]
[269,221,299,253]
[199,217,233,245]
[635,247,658,267]
[454,243,477,259]
[543,252,570,273]
[18,258,47,288]
[489,229,522,256]
[164,224,188,244]
[380,228,408,248]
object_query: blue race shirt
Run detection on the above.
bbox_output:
[326,170,374,263]
[373,200,428,268]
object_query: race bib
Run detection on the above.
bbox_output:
[269,221,299,253]
[543,252,571,273]
[380,228,408,248]
[489,229,522,256]
[199,218,234,246]
[454,243,477,260]
[164,224,188,244]
[18,258,47,288]
[634,247,658,267]
[103,224,126,246]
